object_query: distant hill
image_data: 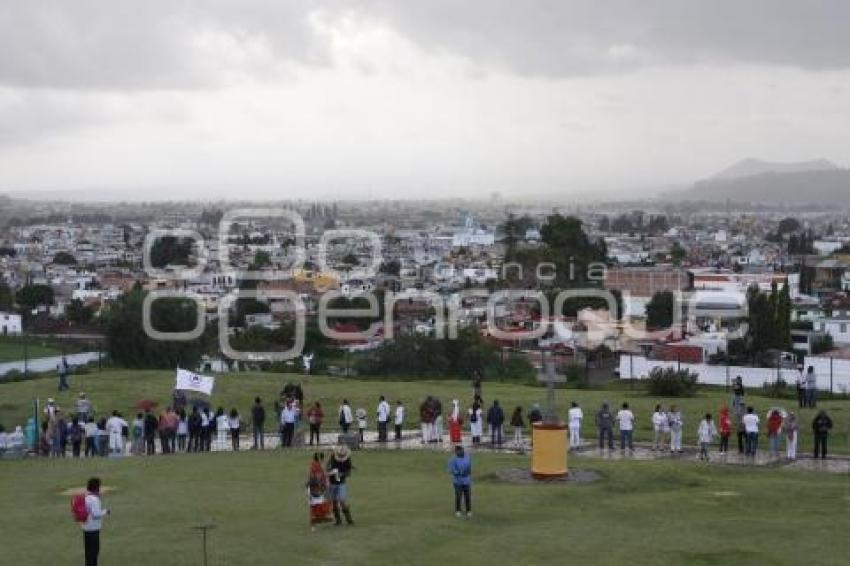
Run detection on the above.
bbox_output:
[675,160,850,205]
[709,158,839,181]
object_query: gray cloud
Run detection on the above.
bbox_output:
[1,1,848,92]
[367,0,850,76]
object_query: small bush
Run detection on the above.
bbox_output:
[646,367,698,397]
[762,377,792,399]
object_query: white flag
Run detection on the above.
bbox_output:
[175,369,215,396]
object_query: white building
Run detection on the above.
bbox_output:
[0,312,22,335]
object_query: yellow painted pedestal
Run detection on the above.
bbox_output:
[531,423,568,478]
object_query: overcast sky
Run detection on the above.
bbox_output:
[1,0,848,201]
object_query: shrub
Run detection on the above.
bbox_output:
[762,377,791,399]
[646,367,698,397]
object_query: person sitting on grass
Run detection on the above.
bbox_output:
[447,445,472,518]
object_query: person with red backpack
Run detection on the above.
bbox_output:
[72,477,110,566]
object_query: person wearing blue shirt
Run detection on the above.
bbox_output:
[447,445,472,518]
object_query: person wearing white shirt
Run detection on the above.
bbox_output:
[742,406,760,457]
[215,408,230,450]
[394,401,405,441]
[668,407,684,453]
[616,403,635,452]
[376,396,391,442]
[105,412,128,456]
[82,477,110,566]
[338,401,354,434]
[651,405,668,451]
[697,414,717,461]
[568,402,583,449]
[280,403,298,448]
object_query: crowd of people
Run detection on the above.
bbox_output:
[1,376,840,464]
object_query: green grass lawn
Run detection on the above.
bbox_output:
[1,370,848,454]
[0,336,63,362]
[0,450,847,566]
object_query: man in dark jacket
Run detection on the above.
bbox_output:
[251,397,266,450]
[487,400,505,447]
[143,410,158,456]
[595,402,614,450]
[812,410,833,459]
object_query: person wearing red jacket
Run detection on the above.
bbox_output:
[718,406,732,455]
[766,409,783,458]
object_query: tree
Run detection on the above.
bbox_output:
[645,291,675,330]
[15,284,54,311]
[52,251,77,265]
[669,242,687,266]
[0,281,12,311]
[250,250,271,270]
[66,298,94,325]
[539,214,607,287]
[102,288,211,369]
[777,217,801,236]
[149,236,194,268]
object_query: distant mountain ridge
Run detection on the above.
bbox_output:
[673,158,850,205]
[708,158,839,181]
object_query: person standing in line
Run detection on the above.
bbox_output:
[96,418,108,458]
[468,400,483,445]
[766,409,783,459]
[214,407,229,451]
[595,402,614,450]
[143,410,158,456]
[327,445,354,526]
[200,408,212,452]
[187,407,202,453]
[251,397,266,450]
[280,401,298,448]
[55,412,68,458]
[795,369,805,409]
[568,402,583,450]
[805,366,817,408]
[355,407,367,444]
[433,398,444,443]
[307,402,324,446]
[176,409,188,452]
[812,410,833,459]
[394,400,405,441]
[84,417,98,458]
[509,406,525,449]
[447,445,472,518]
[668,405,684,454]
[486,400,504,447]
[229,408,241,451]
[421,397,437,443]
[376,396,391,443]
[69,417,84,458]
[734,403,746,454]
[106,411,128,457]
[651,404,667,451]
[338,400,353,434]
[718,406,731,455]
[697,413,717,462]
[742,406,760,459]
[81,477,110,566]
[448,399,463,445]
[616,402,635,452]
[76,393,93,422]
[784,411,798,460]
[528,403,543,428]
